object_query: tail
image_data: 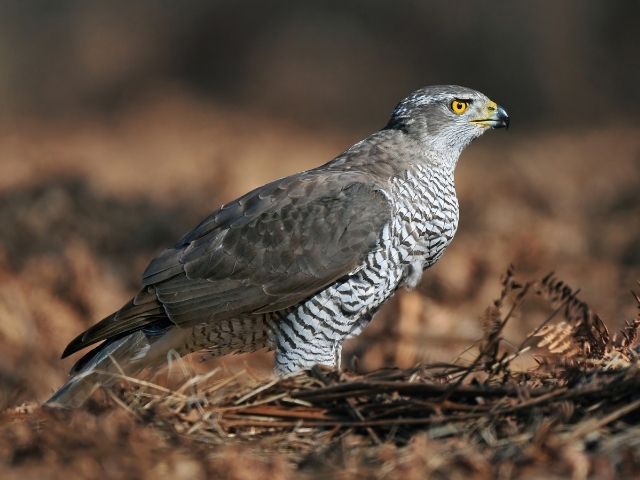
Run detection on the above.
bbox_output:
[46,330,158,408]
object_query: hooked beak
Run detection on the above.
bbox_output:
[471,101,510,129]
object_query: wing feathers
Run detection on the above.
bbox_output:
[63,169,393,357]
[62,290,166,358]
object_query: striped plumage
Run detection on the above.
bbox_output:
[48,85,508,406]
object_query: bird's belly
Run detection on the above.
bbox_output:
[393,201,459,276]
[416,215,459,267]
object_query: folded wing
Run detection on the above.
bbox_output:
[62,169,392,357]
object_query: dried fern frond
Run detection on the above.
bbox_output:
[479,304,503,367]
[478,266,529,370]
[535,321,582,357]
[615,318,640,350]
[614,291,640,350]
[539,273,610,358]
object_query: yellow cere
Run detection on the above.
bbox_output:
[450,100,468,115]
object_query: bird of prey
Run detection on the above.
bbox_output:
[47,85,509,407]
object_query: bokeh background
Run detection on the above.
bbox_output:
[0,0,639,405]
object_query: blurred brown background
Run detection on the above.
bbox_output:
[0,0,639,405]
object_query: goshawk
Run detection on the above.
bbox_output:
[48,85,509,406]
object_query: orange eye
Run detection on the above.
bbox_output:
[451,100,468,115]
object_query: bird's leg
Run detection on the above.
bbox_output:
[346,312,373,340]
[274,331,338,375]
[334,343,343,372]
[402,261,424,289]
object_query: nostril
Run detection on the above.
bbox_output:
[487,105,496,112]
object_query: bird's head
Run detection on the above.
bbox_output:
[387,85,509,168]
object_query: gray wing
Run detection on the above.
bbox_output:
[63,169,393,356]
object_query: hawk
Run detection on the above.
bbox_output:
[48,85,509,406]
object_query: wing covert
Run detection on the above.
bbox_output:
[144,170,393,326]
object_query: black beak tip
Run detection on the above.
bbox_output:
[497,105,510,130]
